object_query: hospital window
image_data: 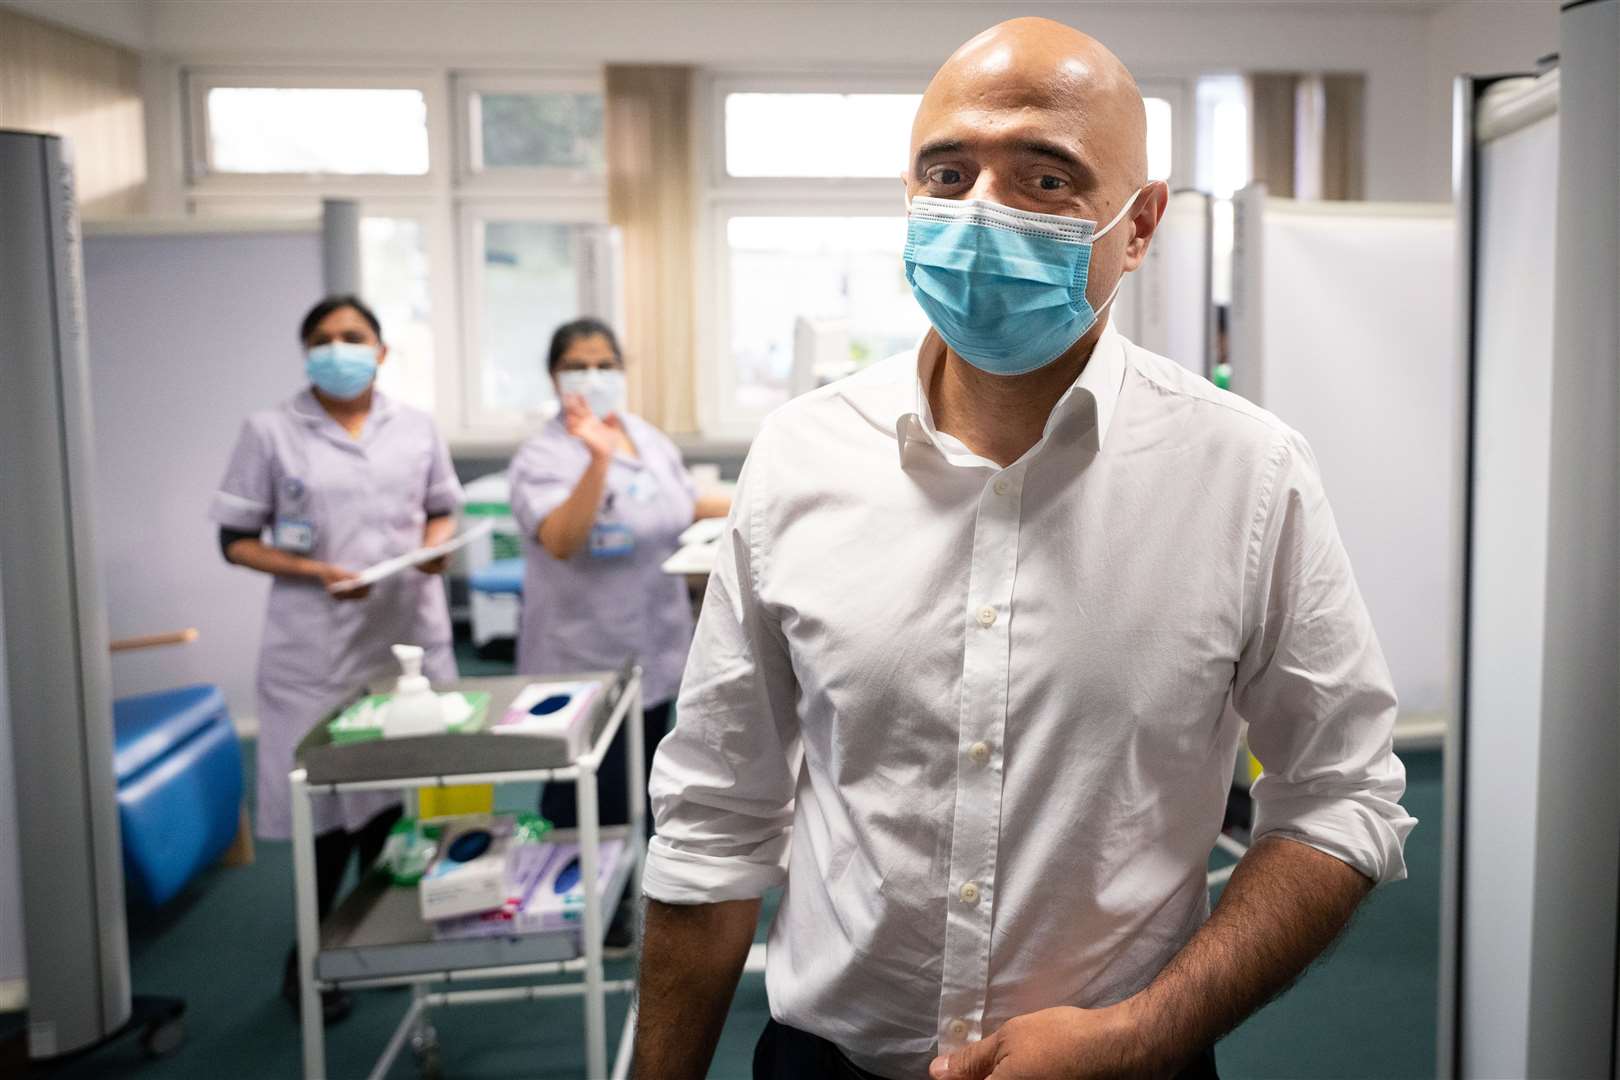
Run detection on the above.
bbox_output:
[724,92,923,178]
[469,91,604,172]
[184,70,613,442]
[725,215,929,412]
[705,83,1181,434]
[196,85,431,176]
[361,217,436,412]
[464,218,618,422]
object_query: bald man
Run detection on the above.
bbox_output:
[635,19,1413,1080]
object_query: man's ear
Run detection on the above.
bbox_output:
[1121,181,1170,272]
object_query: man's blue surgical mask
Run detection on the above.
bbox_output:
[306,341,379,400]
[904,188,1145,377]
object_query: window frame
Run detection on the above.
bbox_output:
[455,196,615,440]
[184,68,448,192]
[698,71,928,437]
[182,64,615,450]
[453,71,608,194]
[709,198,917,439]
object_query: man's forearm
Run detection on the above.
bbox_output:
[634,897,760,1080]
[1128,835,1372,1071]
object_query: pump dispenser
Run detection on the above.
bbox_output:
[382,643,448,737]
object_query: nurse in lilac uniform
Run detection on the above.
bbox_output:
[508,319,729,837]
[210,295,462,1019]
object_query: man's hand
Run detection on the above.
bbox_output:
[562,392,622,463]
[933,837,1370,1080]
[928,1003,1160,1080]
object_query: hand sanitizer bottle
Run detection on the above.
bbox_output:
[383,643,447,738]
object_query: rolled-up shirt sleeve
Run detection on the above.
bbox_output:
[643,426,801,904]
[424,425,464,518]
[1233,430,1417,885]
[209,418,274,532]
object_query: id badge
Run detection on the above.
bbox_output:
[587,522,636,559]
[274,517,316,554]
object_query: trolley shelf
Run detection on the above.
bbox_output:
[316,827,639,985]
[295,664,634,787]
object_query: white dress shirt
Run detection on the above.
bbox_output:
[644,321,1415,1080]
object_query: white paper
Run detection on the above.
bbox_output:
[678,517,727,547]
[661,542,718,576]
[330,519,495,592]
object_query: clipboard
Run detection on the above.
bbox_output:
[329,519,495,593]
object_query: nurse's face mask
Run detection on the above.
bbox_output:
[305,341,379,400]
[557,368,628,419]
[904,186,1146,377]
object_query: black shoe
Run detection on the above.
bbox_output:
[282,946,354,1025]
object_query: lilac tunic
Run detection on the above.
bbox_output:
[210,390,463,839]
[508,413,696,707]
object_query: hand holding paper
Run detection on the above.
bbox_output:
[328,520,494,595]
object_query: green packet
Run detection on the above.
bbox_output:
[327,691,491,744]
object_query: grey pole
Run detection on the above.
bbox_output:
[321,198,361,296]
[0,130,132,1056]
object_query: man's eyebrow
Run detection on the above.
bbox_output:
[913,136,1092,174]
[1014,138,1086,169]
[914,139,965,164]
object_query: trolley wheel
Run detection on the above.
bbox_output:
[411,1021,441,1079]
[139,1014,186,1058]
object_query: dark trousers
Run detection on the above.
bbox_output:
[285,805,403,989]
[541,702,671,836]
[752,1018,1219,1080]
[315,804,402,918]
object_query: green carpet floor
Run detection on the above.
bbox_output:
[12,648,1443,1077]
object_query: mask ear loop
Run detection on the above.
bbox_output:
[1091,184,1149,241]
[1088,184,1151,318]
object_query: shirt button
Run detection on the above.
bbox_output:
[976,605,997,627]
[947,1018,969,1039]
[993,478,1010,496]
[969,741,991,765]
[959,881,980,905]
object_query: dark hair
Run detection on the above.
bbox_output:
[299,294,383,344]
[547,317,621,374]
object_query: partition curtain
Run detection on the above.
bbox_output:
[1318,75,1366,200]
[604,65,698,434]
[1246,72,1365,201]
[1248,73,1299,198]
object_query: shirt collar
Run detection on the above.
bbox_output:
[879,318,1128,468]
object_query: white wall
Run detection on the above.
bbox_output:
[82,223,323,728]
[0,0,150,48]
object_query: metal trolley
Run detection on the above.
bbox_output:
[289,666,643,1079]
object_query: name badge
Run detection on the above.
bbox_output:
[587,522,635,559]
[274,518,316,554]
